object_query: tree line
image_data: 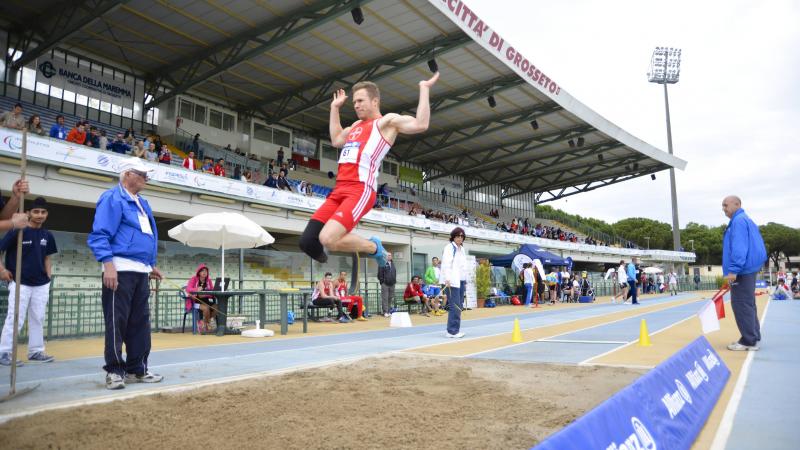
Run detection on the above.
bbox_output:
[536,205,799,267]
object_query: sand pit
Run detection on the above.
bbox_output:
[0,355,644,449]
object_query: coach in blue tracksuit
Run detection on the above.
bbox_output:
[722,196,767,352]
[88,157,164,390]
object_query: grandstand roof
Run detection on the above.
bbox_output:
[2,0,687,203]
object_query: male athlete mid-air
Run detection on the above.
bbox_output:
[299,72,440,266]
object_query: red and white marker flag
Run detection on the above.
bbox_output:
[711,286,729,319]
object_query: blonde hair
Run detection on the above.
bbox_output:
[352,81,380,100]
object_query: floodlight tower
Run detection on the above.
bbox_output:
[648,47,682,252]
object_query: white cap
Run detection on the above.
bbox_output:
[118,157,154,175]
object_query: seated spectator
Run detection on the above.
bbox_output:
[131,140,145,158]
[182,151,197,170]
[560,275,575,302]
[772,278,792,300]
[66,122,86,145]
[84,126,100,148]
[202,158,214,174]
[213,158,226,177]
[298,181,313,196]
[186,263,217,332]
[335,271,366,320]
[224,144,232,152]
[243,170,252,183]
[49,115,68,140]
[403,275,432,316]
[312,272,350,323]
[145,143,158,162]
[98,130,109,151]
[158,147,172,165]
[264,171,278,188]
[578,271,593,298]
[25,115,45,136]
[124,127,135,141]
[277,169,291,191]
[0,103,24,130]
[109,133,130,154]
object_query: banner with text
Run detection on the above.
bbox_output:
[34,55,135,109]
[534,336,730,450]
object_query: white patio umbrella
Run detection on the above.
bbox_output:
[643,266,664,274]
[168,212,275,291]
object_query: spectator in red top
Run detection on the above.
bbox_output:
[158,147,172,165]
[335,271,366,320]
[403,275,432,316]
[182,151,197,170]
[213,158,226,177]
[66,122,86,145]
[185,263,216,332]
[313,272,349,323]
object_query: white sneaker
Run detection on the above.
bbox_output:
[125,371,164,383]
[446,332,465,338]
[383,313,390,318]
[727,342,759,351]
[106,373,125,390]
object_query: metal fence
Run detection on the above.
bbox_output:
[0,276,390,340]
[0,273,719,341]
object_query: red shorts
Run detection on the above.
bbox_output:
[311,181,375,232]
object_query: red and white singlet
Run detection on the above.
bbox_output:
[336,117,391,191]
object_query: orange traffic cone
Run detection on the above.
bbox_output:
[638,319,652,347]
[511,318,523,343]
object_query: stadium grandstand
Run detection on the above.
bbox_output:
[0,0,702,338]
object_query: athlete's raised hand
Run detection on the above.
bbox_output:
[419,72,440,89]
[331,89,348,109]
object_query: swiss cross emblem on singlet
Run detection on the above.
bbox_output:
[347,127,363,141]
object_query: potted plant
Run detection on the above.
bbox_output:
[475,259,492,308]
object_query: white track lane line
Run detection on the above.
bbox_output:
[709,298,772,450]
[463,297,701,359]
[579,314,696,365]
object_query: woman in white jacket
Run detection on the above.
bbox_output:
[441,227,468,338]
[614,260,629,303]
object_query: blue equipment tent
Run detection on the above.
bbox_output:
[489,244,568,267]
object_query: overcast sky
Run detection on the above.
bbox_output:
[466,0,800,228]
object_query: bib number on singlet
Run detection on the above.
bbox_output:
[338,141,360,164]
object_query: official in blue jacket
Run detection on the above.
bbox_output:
[626,257,640,305]
[87,157,164,390]
[722,195,767,351]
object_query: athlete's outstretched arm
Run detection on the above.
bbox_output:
[329,89,350,147]
[386,72,439,135]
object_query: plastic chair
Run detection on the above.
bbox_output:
[179,288,200,334]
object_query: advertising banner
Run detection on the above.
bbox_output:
[398,166,423,185]
[535,336,730,450]
[34,55,135,109]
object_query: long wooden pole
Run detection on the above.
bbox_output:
[9,129,27,395]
